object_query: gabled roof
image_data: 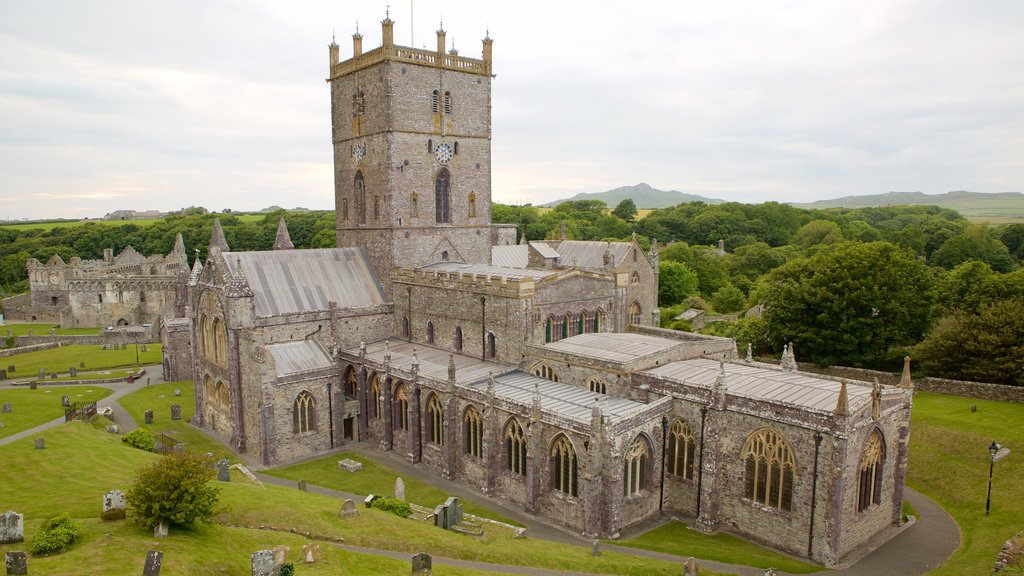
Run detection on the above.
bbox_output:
[420,261,557,280]
[491,245,528,268]
[352,339,508,385]
[222,248,385,317]
[554,240,631,268]
[266,340,333,376]
[529,241,561,259]
[543,333,686,364]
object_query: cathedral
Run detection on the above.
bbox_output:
[162,17,913,567]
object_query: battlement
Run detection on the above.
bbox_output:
[392,267,535,298]
[328,18,493,80]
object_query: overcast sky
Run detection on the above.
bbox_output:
[1,1,1022,220]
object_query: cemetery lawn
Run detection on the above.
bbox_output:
[0,385,111,438]
[265,452,524,526]
[117,381,234,460]
[0,343,162,377]
[907,392,1024,576]
[614,520,821,573]
[1,323,101,336]
[0,421,726,576]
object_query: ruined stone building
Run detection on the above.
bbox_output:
[6,235,188,327]
[163,18,913,567]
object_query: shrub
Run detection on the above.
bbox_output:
[279,563,295,576]
[122,428,155,452]
[126,452,221,529]
[28,513,80,556]
[370,496,412,518]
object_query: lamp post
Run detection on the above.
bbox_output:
[986,440,999,515]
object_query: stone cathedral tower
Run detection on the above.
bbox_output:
[328,16,504,298]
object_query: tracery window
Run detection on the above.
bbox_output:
[435,168,451,224]
[215,380,229,410]
[212,317,226,366]
[545,317,554,343]
[204,375,215,406]
[370,373,382,419]
[624,436,649,496]
[394,383,409,431]
[464,406,482,458]
[667,419,696,480]
[344,366,357,398]
[551,435,578,496]
[427,393,444,445]
[742,428,796,511]
[588,378,606,395]
[534,364,559,382]
[293,391,315,434]
[629,301,642,326]
[858,430,885,512]
[354,171,366,225]
[505,419,527,476]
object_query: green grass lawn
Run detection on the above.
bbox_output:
[117,381,234,460]
[907,392,1024,576]
[1,323,101,336]
[614,520,822,574]
[265,452,523,526]
[1,344,162,377]
[0,385,111,438]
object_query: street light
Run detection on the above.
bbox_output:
[986,440,999,515]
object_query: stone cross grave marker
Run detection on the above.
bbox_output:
[412,552,432,575]
[684,557,700,575]
[217,459,231,482]
[251,549,275,576]
[5,551,27,575]
[142,550,163,576]
[301,543,322,564]
[154,521,168,538]
[395,476,406,500]
[340,499,358,517]
[34,438,44,449]
[0,511,24,544]
[102,489,126,521]
[170,404,181,420]
[144,410,154,424]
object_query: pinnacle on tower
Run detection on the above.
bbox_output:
[448,354,457,383]
[834,380,850,417]
[780,342,798,372]
[172,232,186,255]
[208,218,229,253]
[273,217,295,250]
[187,254,203,287]
[899,356,913,389]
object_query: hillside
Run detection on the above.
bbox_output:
[791,190,1024,220]
[541,183,725,209]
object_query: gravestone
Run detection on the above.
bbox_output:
[364,494,377,508]
[142,550,163,576]
[395,477,406,501]
[1,403,10,413]
[102,490,126,521]
[30,381,38,389]
[70,367,77,377]
[6,365,13,373]
[26,329,32,337]
[141,344,147,352]
[37,368,44,379]
[174,389,181,397]
[340,499,358,518]
[272,545,289,566]
[251,550,275,576]
[764,570,777,576]
[122,343,127,350]
[411,552,432,576]
[34,438,44,450]
[144,410,153,424]
[170,404,181,420]
[301,543,322,563]
[0,511,24,544]
[338,458,363,472]
[971,405,978,413]
[80,361,85,368]
[683,557,700,575]
[591,540,601,556]
[433,497,463,530]
[61,395,70,408]
[217,459,231,482]
[5,551,27,575]
[154,521,168,538]
[297,480,307,492]
[106,424,120,434]
[0,370,6,381]
[50,328,55,337]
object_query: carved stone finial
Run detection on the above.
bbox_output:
[448,354,456,383]
[780,342,798,372]
[603,242,614,267]
[383,340,391,364]
[713,359,728,407]
[899,356,913,389]
[273,217,295,250]
[746,343,753,363]
[834,380,850,417]
[208,218,229,253]
[872,378,882,421]
[358,342,367,359]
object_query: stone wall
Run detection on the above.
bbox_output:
[793,362,1024,403]
[0,342,60,358]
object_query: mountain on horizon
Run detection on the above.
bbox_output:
[791,190,1024,219]
[540,183,725,209]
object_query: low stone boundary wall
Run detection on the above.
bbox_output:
[0,342,61,358]
[792,362,1024,403]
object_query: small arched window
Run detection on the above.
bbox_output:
[551,435,578,496]
[858,430,885,512]
[561,314,570,340]
[431,90,439,113]
[454,327,463,351]
[394,383,409,431]
[629,301,643,326]
[588,378,605,394]
[354,171,367,225]
[426,321,435,344]
[427,393,444,445]
[344,366,358,398]
[545,317,553,343]
[216,380,229,410]
[593,309,603,333]
[443,90,452,114]
[624,436,649,496]
[534,364,559,382]
[293,391,315,434]
[402,316,410,339]
[435,168,451,224]
[742,428,797,511]
[667,419,696,480]
[505,419,527,476]
[468,191,476,218]
[464,406,482,458]
[631,271,640,285]
[486,332,496,359]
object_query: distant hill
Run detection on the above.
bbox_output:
[791,191,1024,220]
[540,183,726,209]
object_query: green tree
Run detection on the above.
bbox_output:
[763,242,934,368]
[792,220,844,248]
[126,453,221,529]
[930,224,1016,272]
[657,260,699,306]
[915,299,1024,386]
[611,198,638,222]
[711,283,746,313]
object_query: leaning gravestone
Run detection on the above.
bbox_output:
[297,480,307,492]
[102,490,126,521]
[142,550,163,576]
[684,556,700,575]
[412,552,432,576]
[170,404,181,420]
[154,521,168,538]
[70,367,77,377]
[591,540,601,556]
[395,477,406,501]
[301,543,322,564]
[144,410,154,424]
[5,551,27,575]
[0,511,24,544]
[106,424,120,434]
[38,367,45,379]
[61,395,70,408]
[251,550,276,576]
[1,402,10,413]
[216,459,231,482]
[340,499,358,518]
[34,438,44,450]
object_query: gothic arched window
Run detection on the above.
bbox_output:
[534,364,559,382]
[435,168,451,224]
[293,391,315,434]
[551,435,578,496]
[394,383,409,431]
[454,326,463,351]
[629,301,643,326]
[402,316,410,339]
[486,332,496,359]
[431,90,439,113]
[464,406,482,458]
[354,171,367,225]
[370,373,382,419]
[443,90,452,114]
[505,419,527,476]
[624,436,649,496]
[667,419,696,480]
[742,428,796,511]
[426,321,435,344]
[589,378,606,395]
[344,366,357,398]
[858,430,885,512]
[427,393,444,445]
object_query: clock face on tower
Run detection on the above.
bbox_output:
[433,142,453,165]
